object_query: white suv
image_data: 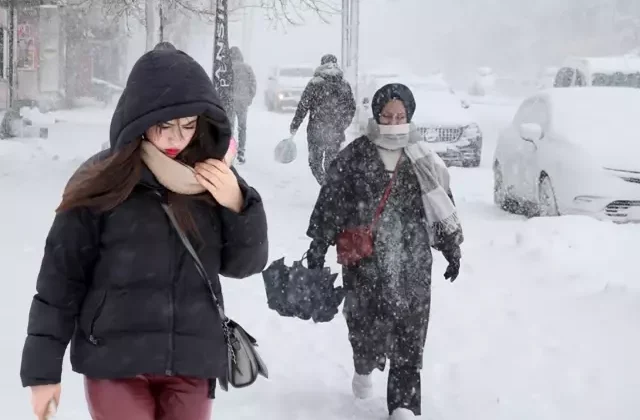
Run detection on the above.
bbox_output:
[264,65,315,112]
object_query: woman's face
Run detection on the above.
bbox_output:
[379,100,407,125]
[145,116,198,159]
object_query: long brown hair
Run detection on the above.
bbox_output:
[57,117,220,235]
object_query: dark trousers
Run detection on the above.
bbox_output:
[84,375,212,420]
[307,128,344,184]
[229,104,248,156]
[344,291,430,416]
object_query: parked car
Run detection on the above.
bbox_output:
[537,66,559,89]
[264,65,315,112]
[553,55,640,88]
[468,66,496,96]
[493,87,640,222]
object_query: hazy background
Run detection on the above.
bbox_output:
[123,0,640,89]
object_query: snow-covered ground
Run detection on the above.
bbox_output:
[2,102,639,420]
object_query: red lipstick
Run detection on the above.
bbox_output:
[164,148,180,157]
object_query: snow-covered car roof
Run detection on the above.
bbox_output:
[404,75,451,92]
[276,65,315,73]
[410,78,474,126]
[539,86,640,111]
[536,87,640,160]
[363,73,451,92]
[565,56,640,74]
[276,63,315,69]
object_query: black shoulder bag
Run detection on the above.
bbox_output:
[161,203,269,391]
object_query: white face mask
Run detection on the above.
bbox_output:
[366,119,416,150]
[378,123,411,136]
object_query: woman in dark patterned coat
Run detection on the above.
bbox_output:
[305,83,464,420]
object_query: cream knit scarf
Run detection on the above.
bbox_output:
[140,141,207,195]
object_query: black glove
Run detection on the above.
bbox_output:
[306,239,328,269]
[442,247,461,282]
[306,252,324,270]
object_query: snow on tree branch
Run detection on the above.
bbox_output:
[253,0,339,26]
[64,0,338,27]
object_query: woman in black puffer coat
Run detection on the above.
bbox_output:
[20,43,268,420]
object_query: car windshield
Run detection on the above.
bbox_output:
[279,68,314,78]
[592,72,640,88]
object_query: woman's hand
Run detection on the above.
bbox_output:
[31,383,60,420]
[194,159,244,212]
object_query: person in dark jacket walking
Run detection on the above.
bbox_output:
[289,53,356,185]
[229,46,257,164]
[20,42,269,420]
[304,83,463,420]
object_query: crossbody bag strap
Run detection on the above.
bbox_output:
[371,155,402,227]
[161,203,228,322]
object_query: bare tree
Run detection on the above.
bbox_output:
[71,0,338,29]
[251,0,338,26]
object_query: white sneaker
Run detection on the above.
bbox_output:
[389,408,416,419]
[352,373,373,399]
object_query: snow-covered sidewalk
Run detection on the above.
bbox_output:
[1,105,639,419]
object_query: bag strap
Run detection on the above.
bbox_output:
[161,203,228,323]
[371,155,402,227]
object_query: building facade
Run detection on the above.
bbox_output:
[0,1,127,110]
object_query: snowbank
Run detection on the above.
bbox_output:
[1,107,638,420]
[20,106,57,126]
[48,106,115,125]
[494,215,639,293]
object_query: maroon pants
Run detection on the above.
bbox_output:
[84,375,212,420]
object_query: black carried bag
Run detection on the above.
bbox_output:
[162,204,268,391]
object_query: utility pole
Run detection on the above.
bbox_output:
[241,0,252,59]
[341,0,360,128]
[340,0,349,72]
[352,0,360,103]
[158,3,164,42]
[341,0,359,97]
[211,0,233,115]
[7,0,16,108]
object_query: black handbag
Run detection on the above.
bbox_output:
[161,204,268,391]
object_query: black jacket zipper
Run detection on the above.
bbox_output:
[165,203,183,376]
[88,291,107,346]
[153,189,181,377]
[166,234,183,377]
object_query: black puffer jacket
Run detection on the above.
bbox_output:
[20,46,269,387]
[290,63,356,140]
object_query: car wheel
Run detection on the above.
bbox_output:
[538,175,560,217]
[493,163,507,207]
[494,163,519,213]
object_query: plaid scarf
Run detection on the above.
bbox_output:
[404,142,463,246]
